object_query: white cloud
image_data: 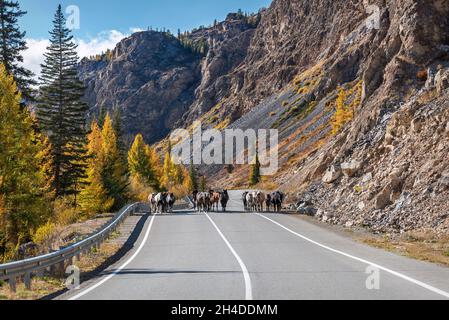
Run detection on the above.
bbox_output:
[22,38,50,78]
[22,29,141,80]
[130,27,145,33]
[76,30,127,60]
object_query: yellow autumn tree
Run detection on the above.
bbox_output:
[128,134,160,198]
[161,151,177,189]
[0,64,53,261]
[79,121,114,216]
[101,114,128,208]
[331,82,363,135]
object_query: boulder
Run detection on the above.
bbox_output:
[438,171,449,189]
[341,160,362,177]
[297,206,318,216]
[435,68,449,95]
[322,165,341,183]
[374,186,392,210]
[362,172,373,183]
[411,118,422,133]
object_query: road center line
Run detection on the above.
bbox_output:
[256,213,449,299]
[68,213,158,300]
[204,212,253,300]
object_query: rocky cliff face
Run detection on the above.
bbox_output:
[79,31,201,144]
[79,14,259,144]
[79,0,449,234]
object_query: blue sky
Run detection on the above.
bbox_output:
[19,0,272,39]
[19,0,272,78]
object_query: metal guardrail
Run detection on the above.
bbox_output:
[0,202,145,292]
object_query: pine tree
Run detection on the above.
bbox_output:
[102,114,128,209]
[97,105,107,128]
[36,5,88,201]
[0,0,36,101]
[200,176,207,192]
[249,152,261,186]
[79,121,114,215]
[128,134,160,191]
[0,64,52,260]
[112,105,127,161]
[189,161,199,191]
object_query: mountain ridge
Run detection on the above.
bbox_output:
[78,0,449,235]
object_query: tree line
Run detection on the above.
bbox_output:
[0,3,198,262]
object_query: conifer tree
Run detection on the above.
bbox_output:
[36,5,88,201]
[200,176,207,192]
[112,105,127,163]
[189,161,199,191]
[249,152,261,186]
[0,0,36,101]
[97,105,107,128]
[0,64,52,260]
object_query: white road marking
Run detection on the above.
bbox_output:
[256,213,449,299]
[68,213,157,300]
[205,212,253,300]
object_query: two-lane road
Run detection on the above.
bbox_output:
[63,191,449,300]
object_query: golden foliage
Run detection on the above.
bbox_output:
[331,81,363,135]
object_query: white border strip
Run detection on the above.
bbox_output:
[68,214,158,300]
[205,213,253,300]
[256,213,449,299]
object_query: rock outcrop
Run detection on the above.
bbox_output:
[79,0,449,235]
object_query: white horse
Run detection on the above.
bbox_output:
[246,192,255,212]
[148,193,157,213]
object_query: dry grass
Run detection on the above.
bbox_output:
[0,236,122,300]
[253,179,280,191]
[417,88,439,105]
[359,231,449,267]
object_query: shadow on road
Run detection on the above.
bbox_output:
[42,213,151,300]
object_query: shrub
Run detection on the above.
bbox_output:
[33,222,60,253]
[172,184,190,199]
[331,81,363,135]
[269,112,277,117]
[129,175,154,202]
[417,69,428,81]
[282,101,289,107]
[53,197,80,226]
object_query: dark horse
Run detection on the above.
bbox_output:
[242,191,249,211]
[220,190,230,212]
[192,190,198,210]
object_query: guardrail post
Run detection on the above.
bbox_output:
[9,277,16,293]
[24,272,32,290]
[36,268,44,277]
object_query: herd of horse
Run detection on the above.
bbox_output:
[148,192,176,213]
[192,190,230,212]
[148,190,286,214]
[242,191,285,213]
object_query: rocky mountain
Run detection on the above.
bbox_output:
[79,0,449,235]
[79,13,260,144]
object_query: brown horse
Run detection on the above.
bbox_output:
[255,191,266,212]
[210,190,221,212]
[265,193,272,212]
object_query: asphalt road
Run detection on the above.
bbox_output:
[63,190,449,300]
